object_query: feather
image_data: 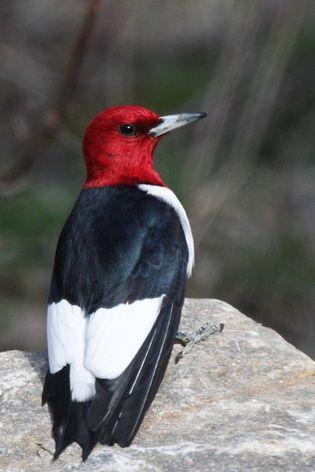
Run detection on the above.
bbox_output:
[109,302,177,446]
[44,185,189,458]
[42,367,97,461]
[87,279,185,448]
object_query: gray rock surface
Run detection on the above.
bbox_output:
[0,299,315,471]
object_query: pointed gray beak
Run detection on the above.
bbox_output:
[148,112,207,137]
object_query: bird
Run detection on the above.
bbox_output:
[42,105,206,460]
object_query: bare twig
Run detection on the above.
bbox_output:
[190,2,306,246]
[0,0,101,194]
[55,0,101,122]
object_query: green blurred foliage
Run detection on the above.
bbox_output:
[0,0,314,356]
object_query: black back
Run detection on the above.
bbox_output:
[49,185,187,313]
[44,185,189,460]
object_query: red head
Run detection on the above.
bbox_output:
[83,105,206,188]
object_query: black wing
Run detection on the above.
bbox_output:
[43,185,188,459]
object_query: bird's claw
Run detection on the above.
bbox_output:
[174,331,191,346]
[174,322,224,363]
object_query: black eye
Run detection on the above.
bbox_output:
[119,124,137,136]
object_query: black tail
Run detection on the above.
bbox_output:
[87,299,182,447]
[42,367,97,461]
[43,299,183,458]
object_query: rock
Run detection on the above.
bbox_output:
[0,299,315,471]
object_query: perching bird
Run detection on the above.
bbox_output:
[42,105,206,460]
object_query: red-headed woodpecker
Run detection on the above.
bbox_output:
[42,105,206,460]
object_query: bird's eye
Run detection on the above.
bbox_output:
[119,124,137,136]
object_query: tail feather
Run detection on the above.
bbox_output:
[42,367,97,461]
[43,299,183,458]
[86,373,131,432]
[110,303,178,446]
[88,300,181,447]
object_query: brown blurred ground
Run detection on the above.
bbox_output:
[0,0,314,357]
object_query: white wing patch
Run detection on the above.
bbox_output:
[138,184,194,277]
[47,300,95,401]
[47,296,164,400]
[84,296,164,379]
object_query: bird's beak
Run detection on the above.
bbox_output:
[148,112,207,137]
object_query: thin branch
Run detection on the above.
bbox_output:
[0,0,101,193]
[55,0,101,122]
[190,2,305,246]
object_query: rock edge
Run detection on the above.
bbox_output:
[0,299,314,471]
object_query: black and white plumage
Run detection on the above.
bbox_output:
[42,105,206,460]
[42,184,192,459]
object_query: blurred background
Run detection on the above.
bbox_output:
[0,0,314,357]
